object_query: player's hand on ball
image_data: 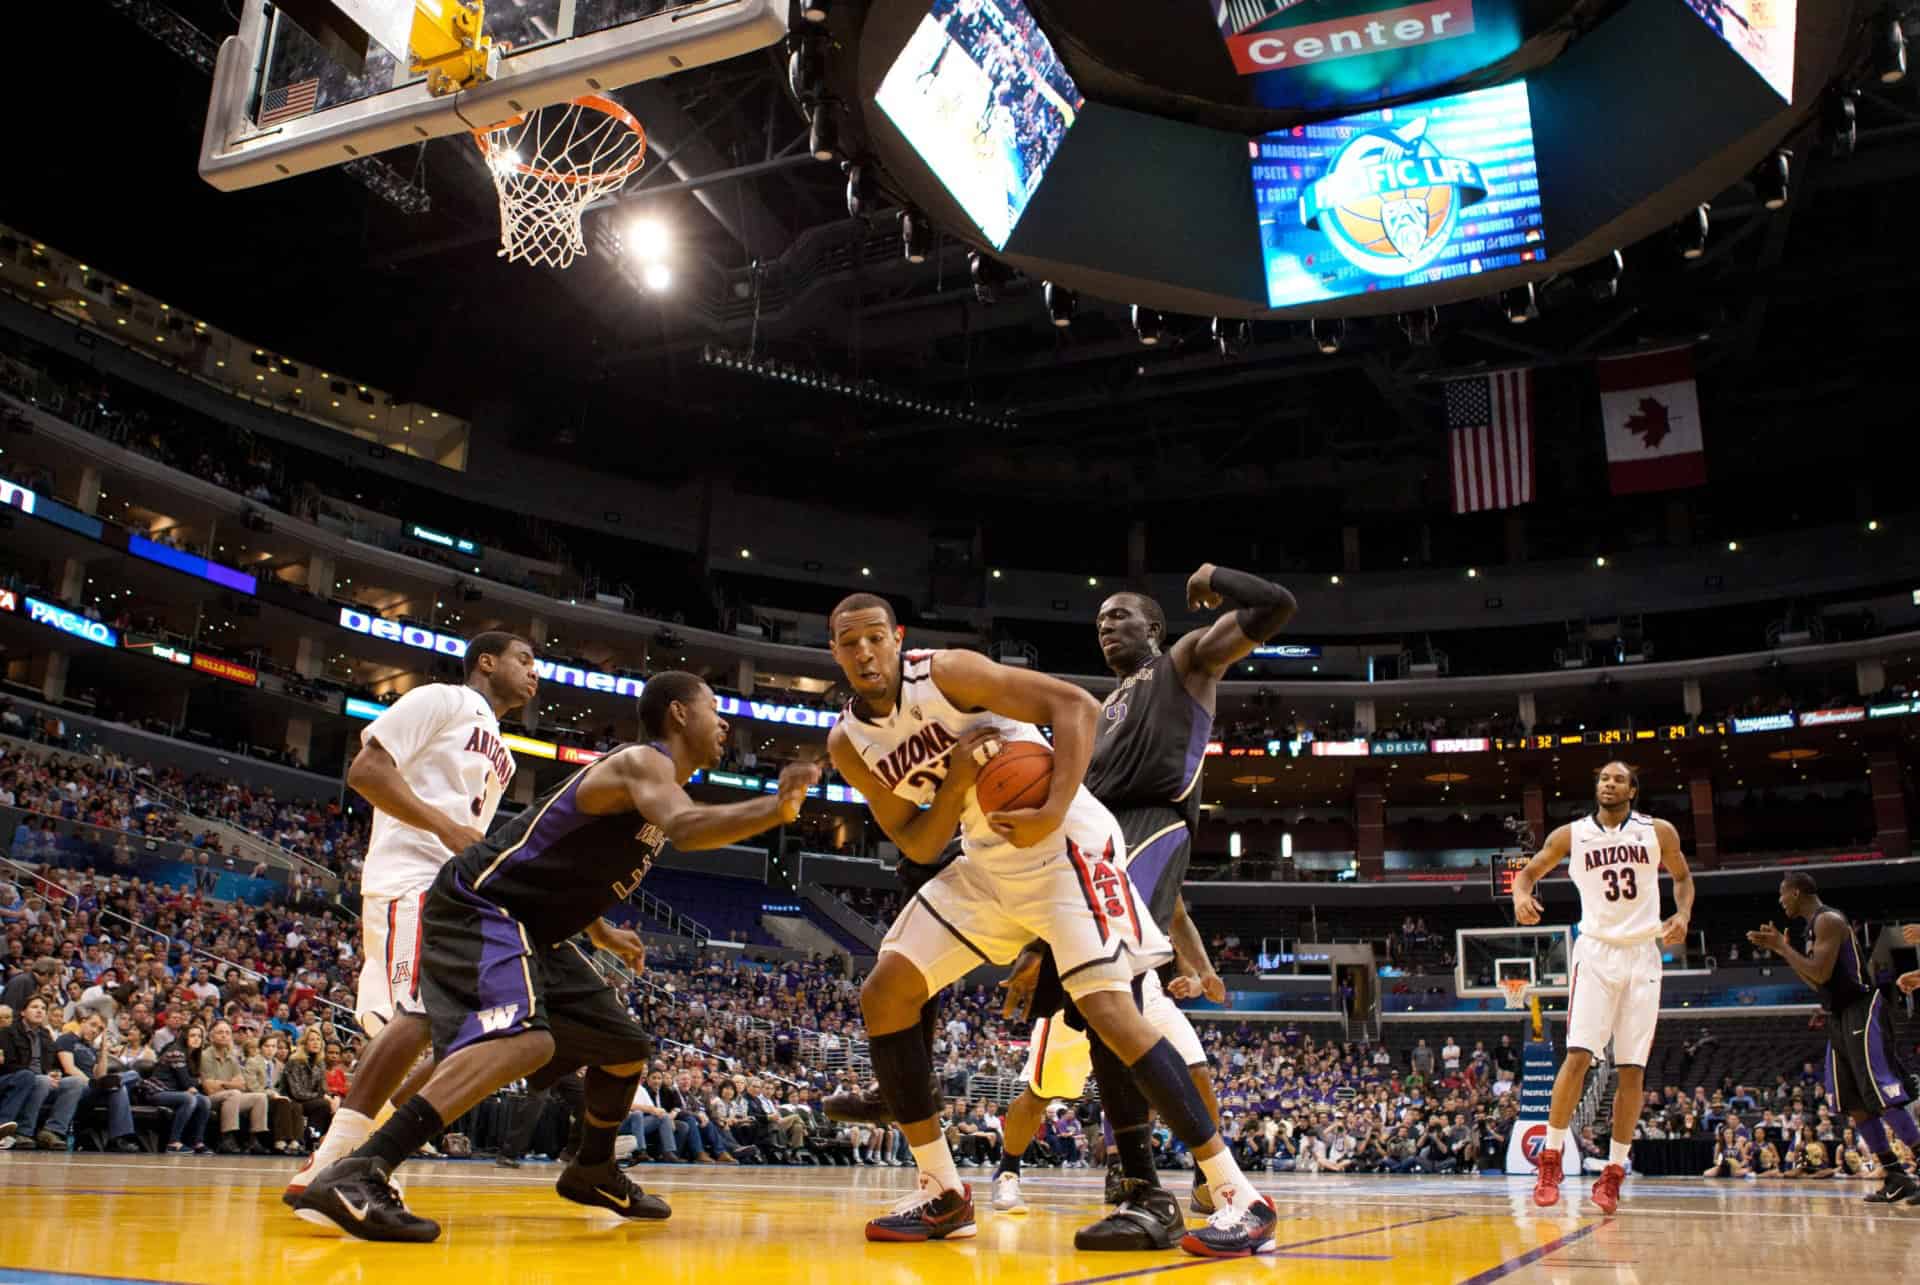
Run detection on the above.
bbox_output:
[1899,970,1920,996]
[774,761,821,822]
[1903,924,1920,947]
[999,947,1043,1021]
[1512,891,1544,926]
[1186,563,1222,612]
[1746,923,1787,954]
[946,726,1003,791]
[1660,916,1689,948]
[987,806,1064,849]
[438,824,487,856]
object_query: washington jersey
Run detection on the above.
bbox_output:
[360,683,515,899]
[839,649,1092,869]
[1567,811,1662,945]
[1804,909,1872,1014]
[1085,653,1211,827]
[445,742,667,949]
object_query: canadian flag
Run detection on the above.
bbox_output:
[1599,346,1707,495]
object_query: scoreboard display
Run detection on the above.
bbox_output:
[1490,852,1531,901]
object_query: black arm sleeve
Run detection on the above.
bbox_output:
[1206,565,1297,641]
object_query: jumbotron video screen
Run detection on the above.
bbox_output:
[1250,79,1547,308]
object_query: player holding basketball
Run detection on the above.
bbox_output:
[1748,874,1920,1205]
[291,672,818,1241]
[991,564,1296,1247]
[286,632,537,1203]
[1511,761,1693,1213]
[826,593,1275,1257]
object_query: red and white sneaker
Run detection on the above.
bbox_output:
[1532,1148,1564,1208]
[864,1175,976,1243]
[1180,1188,1279,1259]
[1591,1164,1625,1214]
[283,1153,321,1203]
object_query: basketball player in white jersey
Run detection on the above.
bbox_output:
[827,593,1272,1257]
[284,632,538,1202]
[1511,760,1694,1214]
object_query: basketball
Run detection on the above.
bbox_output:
[973,739,1053,814]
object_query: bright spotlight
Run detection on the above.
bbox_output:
[643,263,672,292]
[628,218,669,261]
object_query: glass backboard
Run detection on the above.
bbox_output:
[201,0,788,190]
[1456,927,1573,999]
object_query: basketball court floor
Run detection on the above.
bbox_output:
[4,1157,1915,1284]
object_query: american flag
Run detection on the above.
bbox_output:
[1445,369,1535,514]
[258,78,320,128]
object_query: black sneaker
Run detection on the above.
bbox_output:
[1074,1179,1183,1251]
[864,1177,976,1242]
[289,1157,440,1243]
[556,1159,671,1220]
[1865,1169,1920,1204]
[1104,1159,1129,1205]
[495,1155,522,1169]
[1191,1171,1215,1215]
[823,1083,893,1126]
[1181,1192,1278,1259]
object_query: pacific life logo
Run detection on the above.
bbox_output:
[1300,115,1489,277]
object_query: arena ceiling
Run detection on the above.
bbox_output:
[13,3,1920,538]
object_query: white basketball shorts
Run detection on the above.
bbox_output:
[356,891,430,1033]
[1564,934,1663,1067]
[1019,969,1207,1100]
[880,808,1172,1003]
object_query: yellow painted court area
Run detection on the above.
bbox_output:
[3,1158,1916,1284]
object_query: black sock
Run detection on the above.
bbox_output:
[1114,1125,1157,1184]
[1087,1030,1159,1185]
[1874,1149,1903,1175]
[1124,1039,1216,1149]
[869,1027,940,1124]
[576,1119,617,1167]
[353,1096,445,1172]
[996,1146,1021,1175]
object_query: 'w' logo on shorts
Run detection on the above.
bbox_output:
[477,1004,521,1033]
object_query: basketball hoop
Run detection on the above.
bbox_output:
[1499,977,1532,1011]
[471,94,647,269]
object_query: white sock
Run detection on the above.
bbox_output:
[1545,1126,1568,1156]
[909,1137,963,1194]
[1198,1147,1255,1211]
[1609,1140,1631,1169]
[312,1108,375,1167]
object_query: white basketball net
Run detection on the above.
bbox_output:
[1499,978,1532,1010]
[473,95,646,269]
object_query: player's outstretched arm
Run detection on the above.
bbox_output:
[931,649,1099,848]
[1172,563,1299,680]
[826,723,996,865]
[609,746,817,851]
[1510,825,1571,925]
[1654,818,1694,948]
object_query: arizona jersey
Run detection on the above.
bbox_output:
[839,649,1096,869]
[360,683,515,899]
[1567,811,1662,945]
[445,742,667,948]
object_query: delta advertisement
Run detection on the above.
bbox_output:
[1215,0,1527,110]
[1251,78,1546,307]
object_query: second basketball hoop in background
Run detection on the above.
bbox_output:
[472,94,646,269]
